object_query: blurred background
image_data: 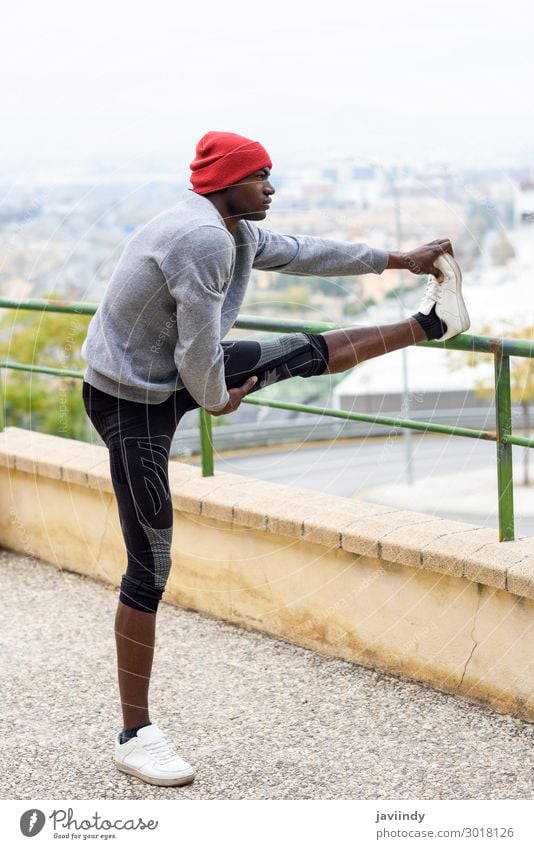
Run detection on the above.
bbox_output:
[1,0,533,531]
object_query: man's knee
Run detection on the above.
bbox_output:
[296,332,330,377]
[222,332,329,387]
[258,332,329,381]
[119,573,164,614]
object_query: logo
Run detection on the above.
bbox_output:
[20,809,46,837]
[19,806,159,838]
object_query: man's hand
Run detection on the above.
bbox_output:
[387,239,454,282]
[205,376,258,417]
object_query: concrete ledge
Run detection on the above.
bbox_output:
[0,426,533,722]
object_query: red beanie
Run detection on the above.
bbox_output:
[190,131,272,195]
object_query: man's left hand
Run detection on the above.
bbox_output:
[387,239,454,282]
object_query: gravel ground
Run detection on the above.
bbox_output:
[1,548,533,801]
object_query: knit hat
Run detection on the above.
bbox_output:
[190,131,272,195]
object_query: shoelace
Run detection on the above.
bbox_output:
[144,735,180,763]
[425,276,442,302]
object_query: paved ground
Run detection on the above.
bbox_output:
[1,549,533,801]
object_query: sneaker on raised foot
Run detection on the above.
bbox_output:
[114,723,195,787]
[420,253,470,341]
[418,273,441,316]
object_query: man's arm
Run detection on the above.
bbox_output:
[160,226,234,412]
[248,224,453,281]
[248,224,388,276]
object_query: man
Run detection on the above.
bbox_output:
[81,131,469,787]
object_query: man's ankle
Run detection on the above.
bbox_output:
[119,722,151,744]
[412,304,447,340]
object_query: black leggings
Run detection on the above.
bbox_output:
[82,332,329,614]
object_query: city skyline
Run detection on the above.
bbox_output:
[2,0,534,182]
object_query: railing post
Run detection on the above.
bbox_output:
[494,350,514,541]
[199,408,214,477]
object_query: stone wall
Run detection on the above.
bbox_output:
[1,426,533,721]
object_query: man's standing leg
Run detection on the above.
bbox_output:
[82,383,196,787]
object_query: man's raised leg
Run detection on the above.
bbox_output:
[322,317,427,374]
[215,309,443,414]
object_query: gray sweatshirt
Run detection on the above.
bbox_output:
[82,190,388,410]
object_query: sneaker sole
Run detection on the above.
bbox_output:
[435,253,470,335]
[115,760,195,787]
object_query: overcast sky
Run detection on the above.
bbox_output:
[2,0,534,180]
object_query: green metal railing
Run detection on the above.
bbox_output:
[0,297,533,542]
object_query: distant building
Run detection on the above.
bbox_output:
[514,180,534,225]
[323,160,382,207]
[332,345,492,417]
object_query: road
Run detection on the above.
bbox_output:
[201,435,534,536]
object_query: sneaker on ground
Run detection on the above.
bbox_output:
[114,723,195,787]
[418,253,470,341]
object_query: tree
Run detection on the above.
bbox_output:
[0,298,91,439]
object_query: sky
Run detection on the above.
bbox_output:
[2,0,534,180]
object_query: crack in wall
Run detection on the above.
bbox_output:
[505,552,531,592]
[416,528,497,570]
[459,586,482,688]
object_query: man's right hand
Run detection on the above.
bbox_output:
[387,239,454,281]
[206,376,258,417]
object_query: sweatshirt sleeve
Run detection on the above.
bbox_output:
[249,224,389,276]
[159,225,234,411]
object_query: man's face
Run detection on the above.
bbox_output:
[224,167,275,222]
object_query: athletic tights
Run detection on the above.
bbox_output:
[82,332,329,613]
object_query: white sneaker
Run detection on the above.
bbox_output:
[418,274,441,315]
[114,724,195,787]
[418,253,470,341]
